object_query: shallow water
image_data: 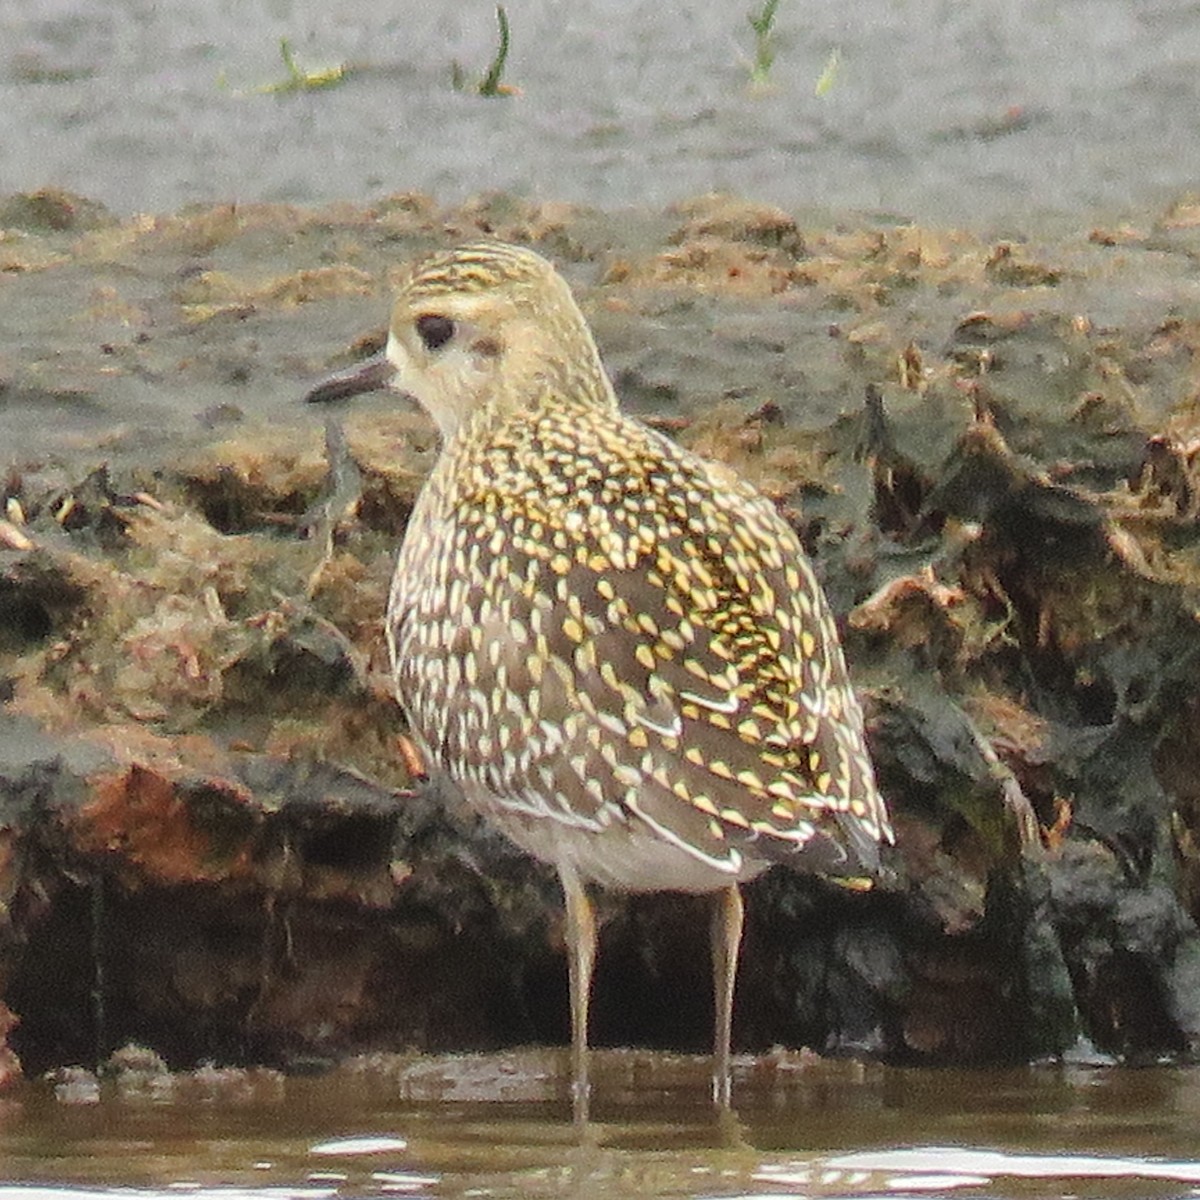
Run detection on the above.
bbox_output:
[7,1053,1200,1199]
[3,0,1199,224]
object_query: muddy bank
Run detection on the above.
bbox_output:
[2,189,1200,1085]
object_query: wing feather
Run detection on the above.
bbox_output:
[390,406,890,878]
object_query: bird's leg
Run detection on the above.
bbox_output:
[559,865,597,1125]
[710,883,744,1108]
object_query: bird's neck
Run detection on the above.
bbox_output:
[423,372,617,509]
[452,355,618,443]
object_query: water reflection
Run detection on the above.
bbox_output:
[6,1053,1200,1198]
[758,1146,1200,1194]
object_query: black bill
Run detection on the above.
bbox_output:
[304,350,396,405]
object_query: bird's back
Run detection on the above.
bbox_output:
[387,381,890,891]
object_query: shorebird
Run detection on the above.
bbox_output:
[307,240,891,1118]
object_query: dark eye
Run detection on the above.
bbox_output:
[415,314,456,351]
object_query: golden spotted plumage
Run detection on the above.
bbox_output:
[383,242,889,892]
[321,239,891,1113]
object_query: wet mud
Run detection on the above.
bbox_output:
[2,188,1200,1087]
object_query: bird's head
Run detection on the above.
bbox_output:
[307,242,614,440]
